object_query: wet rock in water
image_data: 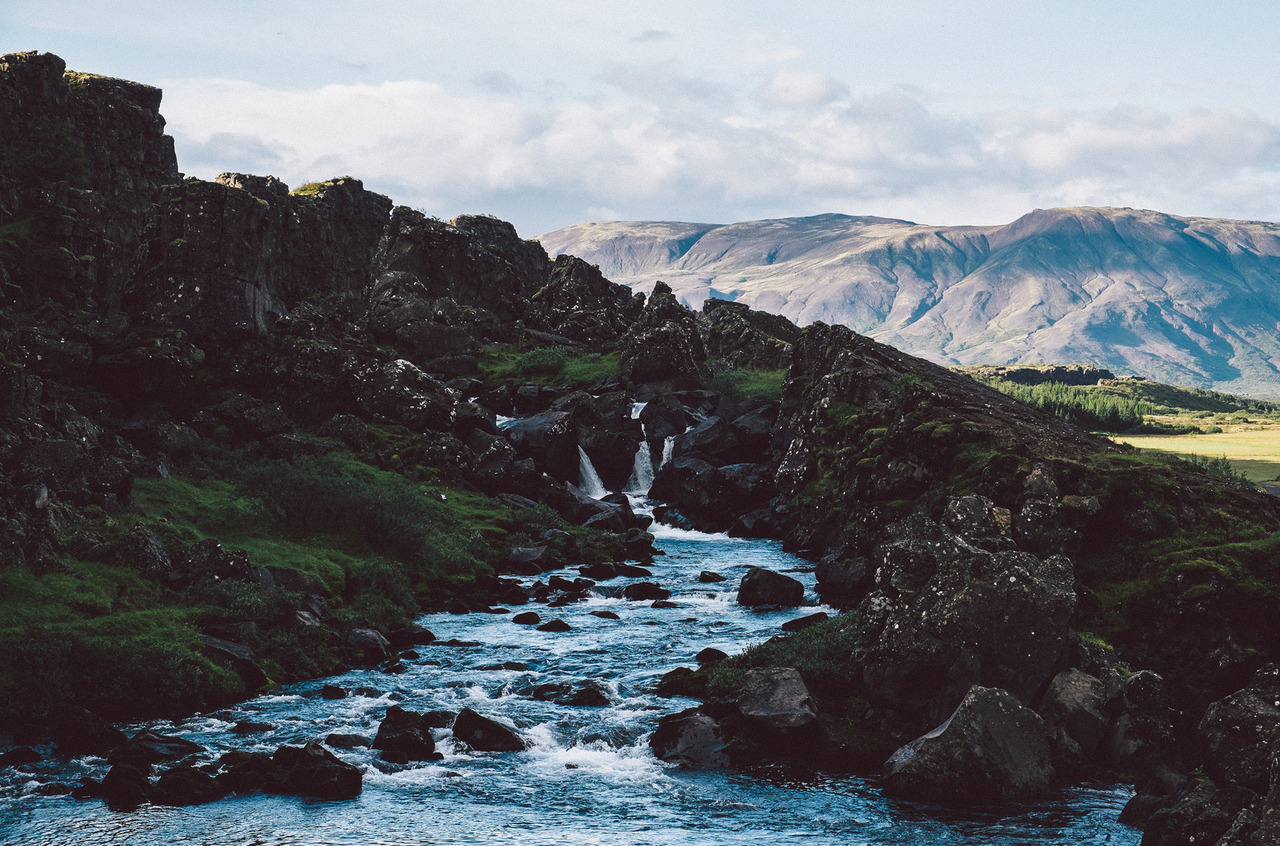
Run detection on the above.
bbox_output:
[656,667,705,698]
[373,705,440,761]
[512,611,541,625]
[623,582,670,601]
[560,684,611,707]
[737,567,804,608]
[537,618,572,632]
[696,647,728,665]
[698,571,727,583]
[616,564,653,578]
[231,721,274,734]
[651,600,681,609]
[100,762,150,810]
[270,742,363,799]
[735,667,817,729]
[579,561,619,580]
[320,685,347,700]
[386,624,435,650]
[883,686,1054,804]
[109,729,205,768]
[781,612,829,633]
[216,750,277,793]
[326,733,371,750]
[0,746,41,767]
[591,610,621,620]
[650,708,730,768]
[152,763,229,806]
[452,708,526,752]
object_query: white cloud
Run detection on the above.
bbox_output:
[159,75,1280,235]
[754,69,848,110]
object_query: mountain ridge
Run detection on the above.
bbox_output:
[539,207,1280,397]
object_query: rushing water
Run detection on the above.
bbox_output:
[0,514,1139,845]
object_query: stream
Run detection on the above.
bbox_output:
[0,507,1140,845]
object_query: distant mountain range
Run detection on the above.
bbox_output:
[538,208,1280,397]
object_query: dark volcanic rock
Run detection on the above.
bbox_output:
[735,667,817,730]
[270,742,362,799]
[1198,664,1280,793]
[451,708,525,752]
[373,705,439,761]
[737,567,804,608]
[152,764,229,806]
[883,686,1054,804]
[650,708,730,768]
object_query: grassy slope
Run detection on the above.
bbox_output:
[0,444,542,727]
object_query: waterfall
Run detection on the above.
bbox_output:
[624,401,655,495]
[577,446,608,499]
[625,440,655,494]
[659,435,675,470]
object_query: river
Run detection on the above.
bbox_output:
[0,510,1139,845]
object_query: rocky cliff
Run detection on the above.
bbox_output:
[5,51,1280,843]
[540,209,1280,397]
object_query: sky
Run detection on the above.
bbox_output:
[8,1,1280,238]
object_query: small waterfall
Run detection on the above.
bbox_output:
[578,446,608,499]
[659,436,675,470]
[625,440,655,494]
[625,401,654,495]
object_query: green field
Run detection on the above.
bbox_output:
[1112,425,1280,482]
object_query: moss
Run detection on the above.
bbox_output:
[479,344,620,388]
[706,367,787,400]
[291,176,358,197]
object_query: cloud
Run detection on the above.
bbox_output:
[159,75,1280,235]
[631,29,673,43]
[754,69,848,110]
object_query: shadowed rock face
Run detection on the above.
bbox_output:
[540,209,1280,397]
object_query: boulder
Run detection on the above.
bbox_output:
[502,410,578,484]
[100,762,150,810]
[537,619,572,632]
[623,582,671,602]
[737,567,804,607]
[883,686,1054,804]
[318,413,369,450]
[270,742,362,799]
[650,708,730,768]
[346,628,391,665]
[373,705,440,761]
[348,359,454,434]
[781,612,829,633]
[504,545,557,575]
[198,634,269,691]
[1199,664,1280,793]
[108,525,171,579]
[814,554,871,607]
[451,708,525,752]
[1038,668,1108,768]
[735,667,818,730]
[698,571,727,583]
[109,729,205,768]
[152,763,229,806]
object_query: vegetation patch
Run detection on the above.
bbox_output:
[707,367,787,400]
[479,344,620,387]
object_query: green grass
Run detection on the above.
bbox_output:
[707,367,787,400]
[291,176,358,197]
[1112,428,1280,482]
[479,345,620,388]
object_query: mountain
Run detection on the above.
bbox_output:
[539,209,1280,397]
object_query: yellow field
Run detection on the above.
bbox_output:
[1112,424,1280,482]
